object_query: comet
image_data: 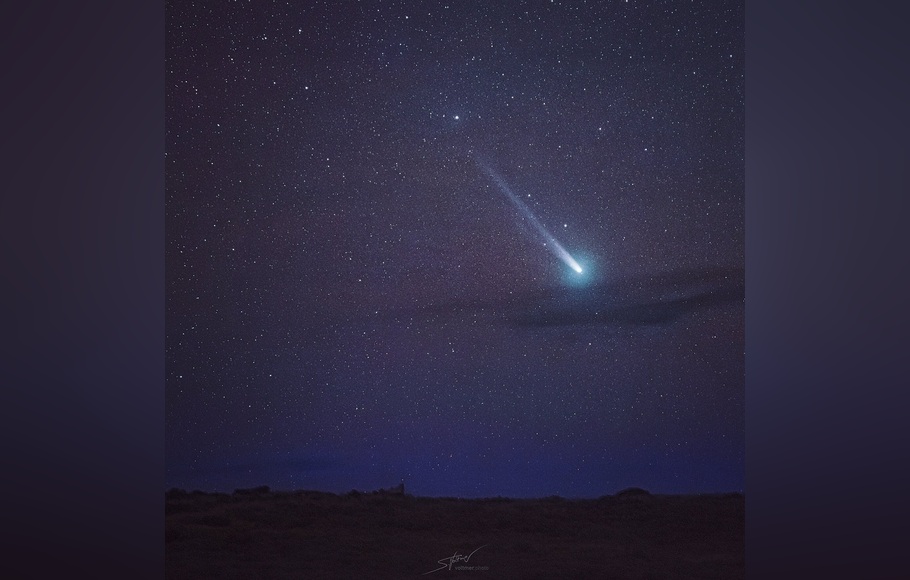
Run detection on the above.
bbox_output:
[477,160,584,274]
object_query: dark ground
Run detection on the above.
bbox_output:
[165,487,744,579]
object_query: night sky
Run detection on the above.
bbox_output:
[165,0,743,498]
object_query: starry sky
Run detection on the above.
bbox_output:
[165,0,744,498]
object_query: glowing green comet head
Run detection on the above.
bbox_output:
[563,253,584,274]
[562,256,599,287]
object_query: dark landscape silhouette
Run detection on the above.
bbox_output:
[165,485,744,579]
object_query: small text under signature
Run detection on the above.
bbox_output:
[422,545,488,575]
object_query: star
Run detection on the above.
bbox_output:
[166,0,744,501]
